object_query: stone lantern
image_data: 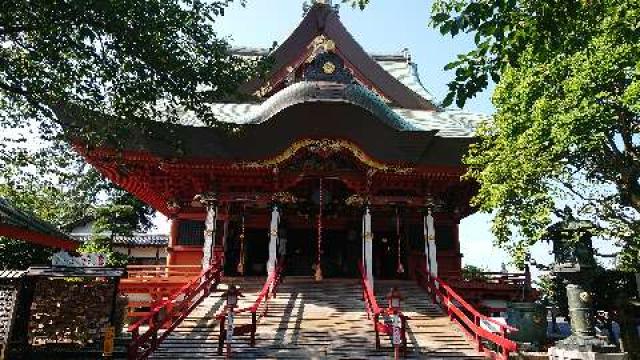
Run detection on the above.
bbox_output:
[546,218,621,359]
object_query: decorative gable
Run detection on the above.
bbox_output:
[242,3,437,110]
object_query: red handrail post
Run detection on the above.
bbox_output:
[401,315,407,354]
[474,315,483,352]
[250,311,257,347]
[374,313,381,350]
[129,329,139,359]
[151,312,158,349]
[217,315,226,356]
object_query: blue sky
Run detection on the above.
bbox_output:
[150,0,562,276]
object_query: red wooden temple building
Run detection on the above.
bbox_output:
[57,1,531,308]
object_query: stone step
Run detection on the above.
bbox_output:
[141,278,486,359]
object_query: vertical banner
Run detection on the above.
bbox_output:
[102,326,115,358]
[226,309,234,355]
[395,208,404,274]
[392,314,402,345]
[315,178,324,281]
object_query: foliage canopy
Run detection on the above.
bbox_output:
[1,0,264,148]
[430,0,639,269]
[0,0,263,268]
[351,0,639,270]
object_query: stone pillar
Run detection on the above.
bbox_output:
[202,201,218,269]
[426,208,438,278]
[267,205,280,276]
[363,206,374,290]
[566,283,596,337]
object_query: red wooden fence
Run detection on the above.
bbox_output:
[127,262,223,360]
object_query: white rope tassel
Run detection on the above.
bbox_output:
[426,208,438,278]
[423,214,430,274]
[202,205,217,269]
[267,205,280,275]
[364,207,374,291]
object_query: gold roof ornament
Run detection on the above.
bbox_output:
[322,61,336,74]
[306,35,337,63]
[303,1,339,16]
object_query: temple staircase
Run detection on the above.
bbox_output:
[146,277,484,359]
[375,280,485,359]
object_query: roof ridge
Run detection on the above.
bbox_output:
[230,46,409,62]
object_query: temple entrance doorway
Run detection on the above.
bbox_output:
[373,230,406,280]
[285,228,315,276]
[244,228,269,276]
[284,227,361,278]
[321,228,360,278]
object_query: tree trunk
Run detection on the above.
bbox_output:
[617,299,640,359]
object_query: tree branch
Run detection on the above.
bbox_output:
[0,80,30,97]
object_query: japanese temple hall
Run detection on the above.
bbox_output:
[58,1,488,285]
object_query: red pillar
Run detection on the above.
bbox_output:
[452,218,462,279]
[167,218,180,266]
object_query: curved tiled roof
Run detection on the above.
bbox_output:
[245,81,417,130]
[0,198,75,244]
[377,60,438,105]
[174,85,487,138]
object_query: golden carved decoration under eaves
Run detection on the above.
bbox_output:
[345,194,367,207]
[255,80,273,98]
[306,35,337,64]
[239,139,413,174]
[272,191,298,204]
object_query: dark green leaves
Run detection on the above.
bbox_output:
[447,0,640,268]
[343,0,371,10]
[0,0,265,149]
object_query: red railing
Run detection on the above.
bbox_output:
[414,267,518,360]
[127,262,223,360]
[358,263,407,356]
[120,265,202,319]
[217,262,285,355]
